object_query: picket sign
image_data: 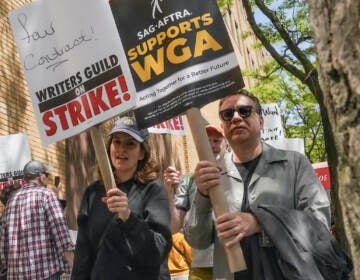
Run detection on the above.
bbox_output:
[186,108,247,272]
[8,0,136,190]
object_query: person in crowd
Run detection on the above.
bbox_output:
[0,160,74,280]
[164,125,228,280]
[0,184,21,276]
[168,231,192,280]
[183,89,331,280]
[72,116,172,280]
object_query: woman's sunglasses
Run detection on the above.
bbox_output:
[219,105,255,121]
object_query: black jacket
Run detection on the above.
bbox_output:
[252,205,353,280]
[72,179,172,280]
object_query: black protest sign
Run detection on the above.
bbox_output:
[110,0,244,128]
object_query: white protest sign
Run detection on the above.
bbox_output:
[266,138,305,154]
[0,133,31,191]
[8,0,136,146]
[148,115,187,135]
[260,103,304,154]
[261,103,284,142]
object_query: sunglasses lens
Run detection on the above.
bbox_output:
[219,109,235,121]
[237,106,253,118]
[44,172,49,178]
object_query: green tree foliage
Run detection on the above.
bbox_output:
[245,62,325,162]
[237,0,329,163]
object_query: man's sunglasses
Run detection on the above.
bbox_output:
[43,172,49,178]
[219,105,255,121]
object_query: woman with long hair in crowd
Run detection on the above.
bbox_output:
[72,116,172,280]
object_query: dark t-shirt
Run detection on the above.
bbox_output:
[233,155,285,280]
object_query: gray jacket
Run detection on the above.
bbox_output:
[183,143,330,280]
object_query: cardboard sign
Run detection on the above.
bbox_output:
[148,115,187,135]
[0,133,31,191]
[260,103,305,154]
[261,103,284,142]
[266,138,305,154]
[110,0,244,128]
[9,0,136,146]
[312,162,331,189]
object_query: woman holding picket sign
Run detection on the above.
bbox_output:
[72,116,172,280]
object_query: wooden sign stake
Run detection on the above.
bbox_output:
[89,125,116,191]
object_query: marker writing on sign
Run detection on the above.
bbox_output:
[17,13,55,43]
[16,12,95,72]
[23,28,94,72]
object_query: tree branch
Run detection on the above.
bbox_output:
[241,0,306,82]
[253,0,315,73]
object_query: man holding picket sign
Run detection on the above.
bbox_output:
[184,89,333,279]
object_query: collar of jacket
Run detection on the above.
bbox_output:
[223,142,288,181]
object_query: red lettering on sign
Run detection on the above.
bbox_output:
[42,75,131,136]
[312,162,331,189]
[166,119,174,130]
[105,80,122,107]
[153,116,185,131]
[68,99,86,126]
[172,117,180,130]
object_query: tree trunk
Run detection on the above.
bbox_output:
[308,0,360,278]
[65,132,97,229]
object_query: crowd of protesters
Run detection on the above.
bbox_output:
[0,89,353,280]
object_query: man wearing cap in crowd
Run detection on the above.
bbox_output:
[0,160,74,280]
[163,124,228,280]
